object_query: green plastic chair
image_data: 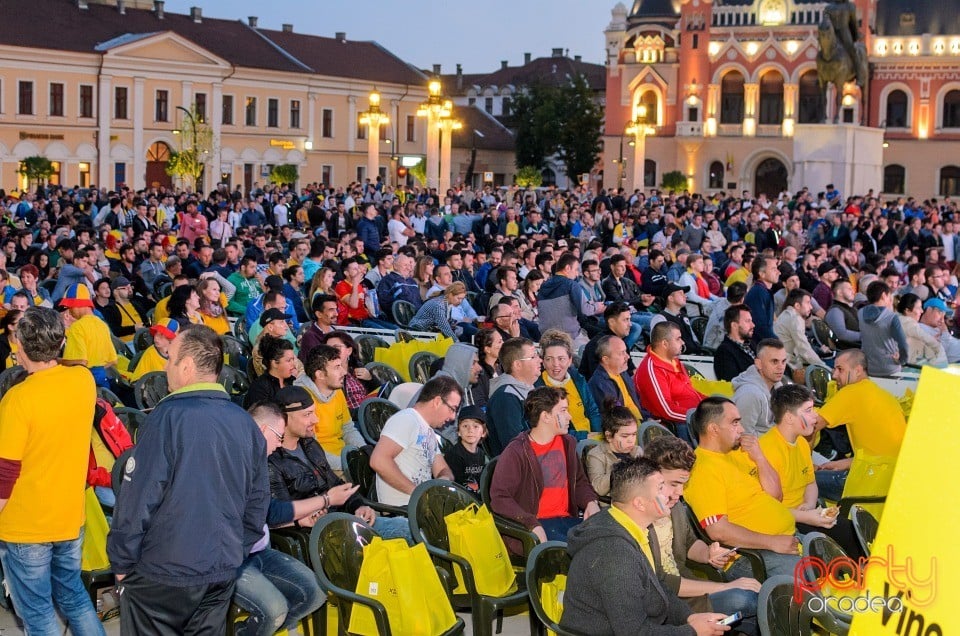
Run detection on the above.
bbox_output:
[132,327,154,353]
[681,500,767,581]
[757,574,803,636]
[409,351,439,384]
[851,505,878,556]
[96,385,125,407]
[0,365,26,400]
[221,334,252,369]
[218,365,250,405]
[805,365,832,406]
[478,458,542,567]
[639,420,675,448]
[357,397,400,445]
[798,533,853,634]
[391,300,417,328]
[355,334,390,366]
[408,480,537,636]
[525,541,583,636]
[364,362,404,387]
[114,407,148,443]
[308,512,465,636]
[340,445,407,518]
[133,371,169,410]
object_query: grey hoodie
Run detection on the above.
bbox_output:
[438,343,479,401]
[731,365,781,436]
[293,373,365,471]
[858,304,908,377]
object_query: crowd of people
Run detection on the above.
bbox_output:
[0,176,929,633]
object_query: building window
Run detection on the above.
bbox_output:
[321,165,333,185]
[195,93,207,122]
[484,97,494,114]
[18,81,33,115]
[357,118,367,139]
[503,97,512,116]
[79,85,94,118]
[290,100,301,128]
[644,159,657,188]
[758,72,784,125]
[944,90,960,128]
[941,165,960,196]
[49,161,62,186]
[637,91,658,125]
[357,166,366,183]
[709,161,724,189]
[49,83,64,117]
[322,108,333,138]
[78,162,91,188]
[245,97,257,126]
[156,89,169,122]
[468,97,476,106]
[115,87,128,120]
[883,164,906,194]
[692,34,699,49]
[406,114,416,142]
[720,71,745,124]
[267,98,279,128]
[798,70,823,124]
[222,95,234,125]
[884,90,908,128]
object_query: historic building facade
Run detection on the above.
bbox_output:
[603,0,960,198]
[0,0,431,193]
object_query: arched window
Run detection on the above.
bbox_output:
[644,159,657,188]
[720,71,745,124]
[636,91,659,125]
[759,71,784,125]
[941,166,960,196]
[709,161,725,189]
[944,90,960,129]
[883,165,906,194]
[541,167,557,186]
[885,90,909,128]
[798,70,823,124]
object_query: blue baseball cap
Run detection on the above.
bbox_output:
[923,298,949,313]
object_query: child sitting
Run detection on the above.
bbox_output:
[128,319,179,381]
[443,405,488,492]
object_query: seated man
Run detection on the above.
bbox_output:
[813,349,907,501]
[267,386,410,540]
[649,282,702,355]
[490,387,600,548]
[578,302,638,379]
[634,322,705,433]
[560,457,729,636]
[774,289,830,383]
[644,436,761,636]
[370,376,458,507]
[587,335,643,421]
[713,304,755,381]
[823,279,861,349]
[731,339,787,436]
[486,337,541,455]
[763,385,863,557]
[684,397,801,578]
[703,282,748,351]
[294,345,365,473]
[298,294,338,365]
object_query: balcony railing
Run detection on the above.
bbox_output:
[718,124,743,136]
[676,122,704,137]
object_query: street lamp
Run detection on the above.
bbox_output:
[359,89,390,187]
[625,104,655,191]
[417,78,451,190]
[438,101,462,195]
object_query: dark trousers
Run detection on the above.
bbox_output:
[797,518,864,559]
[119,571,235,635]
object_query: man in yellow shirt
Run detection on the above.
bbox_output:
[294,344,364,474]
[0,307,104,633]
[684,396,801,578]
[763,384,864,557]
[58,283,118,388]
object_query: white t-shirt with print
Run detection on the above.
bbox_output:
[375,408,438,506]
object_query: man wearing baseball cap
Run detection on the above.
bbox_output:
[813,262,841,311]
[58,284,117,388]
[648,282,702,355]
[99,277,145,344]
[127,319,179,382]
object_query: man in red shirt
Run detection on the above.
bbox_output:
[335,257,371,325]
[490,386,600,551]
[634,322,705,440]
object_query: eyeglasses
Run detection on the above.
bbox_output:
[440,397,461,414]
[517,353,541,362]
[266,426,284,444]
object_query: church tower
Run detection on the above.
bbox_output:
[676,0,713,131]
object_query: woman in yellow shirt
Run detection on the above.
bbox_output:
[0,310,21,370]
[535,329,602,437]
[197,278,230,335]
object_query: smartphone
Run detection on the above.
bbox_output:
[718,612,742,626]
[716,546,739,559]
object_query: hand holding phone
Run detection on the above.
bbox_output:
[717,612,742,626]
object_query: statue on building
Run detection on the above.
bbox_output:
[817,0,869,124]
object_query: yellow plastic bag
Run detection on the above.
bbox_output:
[445,504,517,597]
[374,337,454,381]
[841,452,897,520]
[690,376,733,397]
[349,537,457,636]
[542,574,567,636]
[81,487,110,571]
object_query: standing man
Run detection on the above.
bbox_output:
[0,308,105,635]
[745,255,779,343]
[108,325,270,633]
[858,281,908,377]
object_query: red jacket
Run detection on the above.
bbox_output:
[633,349,705,423]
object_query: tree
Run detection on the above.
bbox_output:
[409,159,427,187]
[269,164,299,186]
[166,104,212,189]
[511,74,603,182]
[515,166,543,188]
[661,170,689,193]
[17,156,55,187]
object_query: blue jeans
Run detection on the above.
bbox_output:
[373,515,413,543]
[362,318,399,331]
[233,548,325,636]
[0,531,105,636]
[726,548,801,579]
[539,517,582,542]
[624,320,644,351]
[709,588,759,636]
[815,469,849,502]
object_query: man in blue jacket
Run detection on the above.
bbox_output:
[108,324,270,634]
[356,204,383,260]
[745,255,780,344]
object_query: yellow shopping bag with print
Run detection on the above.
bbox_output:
[542,573,567,636]
[841,452,896,520]
[445,504,517,597]
[81,487,110,571]
[349,537,457,635]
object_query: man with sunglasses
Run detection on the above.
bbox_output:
[370,376,460,507]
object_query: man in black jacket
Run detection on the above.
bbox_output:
[267,386,411,540]
[714,305,756,381]
[109,325,270,634]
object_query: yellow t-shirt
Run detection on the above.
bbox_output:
[818,380,906,458]
[116,301,142,343]
[153,296,171,324]
[0,365,95,542]
[312,389,351,457]
[505,220,519,237]
[201,311,230,335]
[128,345,168,382]
[610,372,642,420]
[542,373,590,433]
[685,447,796,536]
[759,427,814,509]
[64,315,118,368]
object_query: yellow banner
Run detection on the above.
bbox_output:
[850,367,958,634]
